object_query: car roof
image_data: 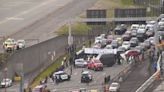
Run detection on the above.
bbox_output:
[82,71,90,74]
[54,71,65,75]
[111,82,119,85]
[123,41,130,43]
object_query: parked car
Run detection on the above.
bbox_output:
[114,24,127,35]
[81,71,92,83]
[139,43,147,51]
[92,43,101,49]
[87,59,103,71]
[131,29,137,37]
[117,46,126,54]
[122,31,131,41]
[130,24,139,30]
[75,58,88,68]
[134,46,144,54]
[145,29,154,38]
[144,40,151,49]
[116,37,123,45]
[105,45,113,49]
[109,82,120,92]
[137,25,146,34]
[3,38,17,52]
[122,41,131,50]
[137,27,146,42]
[111,40,119,48]
[107,35,114,44]
[148,37,155,45]
[158,25,164,31]
[16,40,25,50]
[146,20,155,30]
[130,37,139,47]
[53,71,71,82]
[0,78,12,88]
[158,18,164,27]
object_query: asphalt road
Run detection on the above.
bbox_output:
[119,51,154,92]
[46,63,129,92]
[0,0,98,51]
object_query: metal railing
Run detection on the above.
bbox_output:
[135,54,161,92]
[72,17,157,22]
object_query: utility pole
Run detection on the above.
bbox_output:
[68,21,74,75]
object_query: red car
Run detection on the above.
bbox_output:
[87,59,103,71]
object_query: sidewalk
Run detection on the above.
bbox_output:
[153,80,164,92]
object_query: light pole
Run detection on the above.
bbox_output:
[68,21,74,75]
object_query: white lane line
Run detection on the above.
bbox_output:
[7,17,24,20]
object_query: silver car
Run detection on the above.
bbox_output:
[75,58,88,68]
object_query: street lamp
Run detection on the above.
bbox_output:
[68,21,74,75]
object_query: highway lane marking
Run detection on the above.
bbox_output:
[7,17,24,20]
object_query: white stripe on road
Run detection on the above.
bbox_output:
[7,17,24,20]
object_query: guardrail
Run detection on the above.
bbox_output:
[135,54,162,92]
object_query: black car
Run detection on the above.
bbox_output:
[81,71,92,83]
[114,24,127,35]
[53,71,71,83]
[130,37,139,47]
[137,33,145,42]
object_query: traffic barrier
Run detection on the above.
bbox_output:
[135,55,161,92]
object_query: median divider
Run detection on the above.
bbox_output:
[135,55,162,92]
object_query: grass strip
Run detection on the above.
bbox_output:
[121,0,134,5]
[30,55,66,88]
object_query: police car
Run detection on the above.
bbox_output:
[53,71,71,82]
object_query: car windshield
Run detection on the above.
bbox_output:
[18,41,24,44]
[111,83,118,87]
[123,42,129,45]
